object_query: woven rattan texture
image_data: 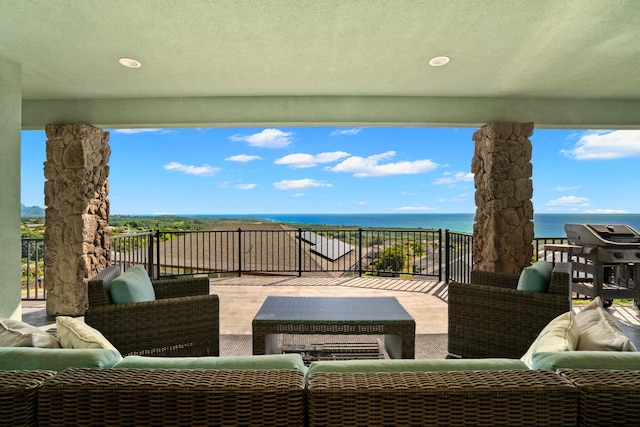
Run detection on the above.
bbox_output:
[38,368,306,427]
[448,262,572,359]
[559,369,640,427]
[85,265,219,357]
[253,319,415,358]
[0,370,56,427]
[307,369,578,426]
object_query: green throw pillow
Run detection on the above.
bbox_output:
[109,265,156,304]
[517,260,554,293]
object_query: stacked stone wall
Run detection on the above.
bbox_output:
[43,124,111,315]
[471,122,534,275]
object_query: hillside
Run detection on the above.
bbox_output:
[21,204,45,217]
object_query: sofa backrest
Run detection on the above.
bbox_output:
[87,264,123,306]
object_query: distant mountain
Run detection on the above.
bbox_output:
[21,204,45,217]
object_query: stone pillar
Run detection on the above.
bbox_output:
[44,124,111,316]
[471,122,534,275]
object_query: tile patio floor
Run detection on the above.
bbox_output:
[21,275,640,353]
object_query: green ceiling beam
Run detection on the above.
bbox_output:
[23,96,640,130]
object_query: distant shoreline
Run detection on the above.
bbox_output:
[105,212,640,238]
[24,212,640,238]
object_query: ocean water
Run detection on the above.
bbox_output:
[212,213,640,238]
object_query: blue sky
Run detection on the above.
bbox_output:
[20,127,640,215]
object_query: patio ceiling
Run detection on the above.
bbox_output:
[2,0,640,130]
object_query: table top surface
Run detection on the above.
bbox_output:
[253,296,414,322]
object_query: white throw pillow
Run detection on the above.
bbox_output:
[0,319,60,348]
[575,297,637,351]
[56,316,117,351]
[521,311,579,368]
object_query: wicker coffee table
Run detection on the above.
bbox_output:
[252,296,415,359]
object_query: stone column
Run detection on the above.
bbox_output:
[44,124,111,316]
[471,122,534,275]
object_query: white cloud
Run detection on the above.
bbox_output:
[433,171,474,185]
[330,128,363,136]
[272,179,332,190]
[113,128,165,134]
[392,206,437,212]
[358,201,369,205]
[583,208,629,214]
[328,151,438,177]
[226,154,261,162]
[547,196,589,206]
[293,193,305,197]
[228,128,293,148]
[274,151,350,168]
[561,130,640,160]
[235,183,256,190]
[163,162,220,176]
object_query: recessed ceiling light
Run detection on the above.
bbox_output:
[429,56,450,67]
[118,57,142,68]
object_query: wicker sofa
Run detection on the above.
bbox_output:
[4,363,640,426]
[84,264,219,357]
[448,261,572,359]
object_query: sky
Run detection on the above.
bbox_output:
[20,127,640,215]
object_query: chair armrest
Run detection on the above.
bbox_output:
[152,276,210,299]
[548,262,572,296]
[448,282,570,359]
[85,294,219,357]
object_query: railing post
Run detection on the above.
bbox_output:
[155,230,161,279]
[148,231,155,279]
[296,228,302,277]
[437,229,442,282]
[237,228,242,277]
[444,229,450,283]
[358,228,363,277]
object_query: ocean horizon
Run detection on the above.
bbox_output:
[190,213,640,238]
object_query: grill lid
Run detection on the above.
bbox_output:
[565,224,640,246]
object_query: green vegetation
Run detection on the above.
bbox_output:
[374,245,406,272]
[109,215,232,235]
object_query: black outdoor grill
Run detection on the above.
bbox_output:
[562,224,640,308]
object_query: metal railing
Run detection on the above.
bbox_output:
[110,231,154,273]
[445,231,473,283]
[20,230,572,301]
[21,238,46,300]
[150,228,444,280]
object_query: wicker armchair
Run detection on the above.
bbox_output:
[84,265,219,357]
[448,262,572,359]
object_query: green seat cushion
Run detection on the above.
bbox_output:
[0,347,122,371]
[531,351,640,371]
[109,265,156,304]
[517,260,554,293]
[306,358,528,378]
[0,319,60,348]
[114,353,307,373]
